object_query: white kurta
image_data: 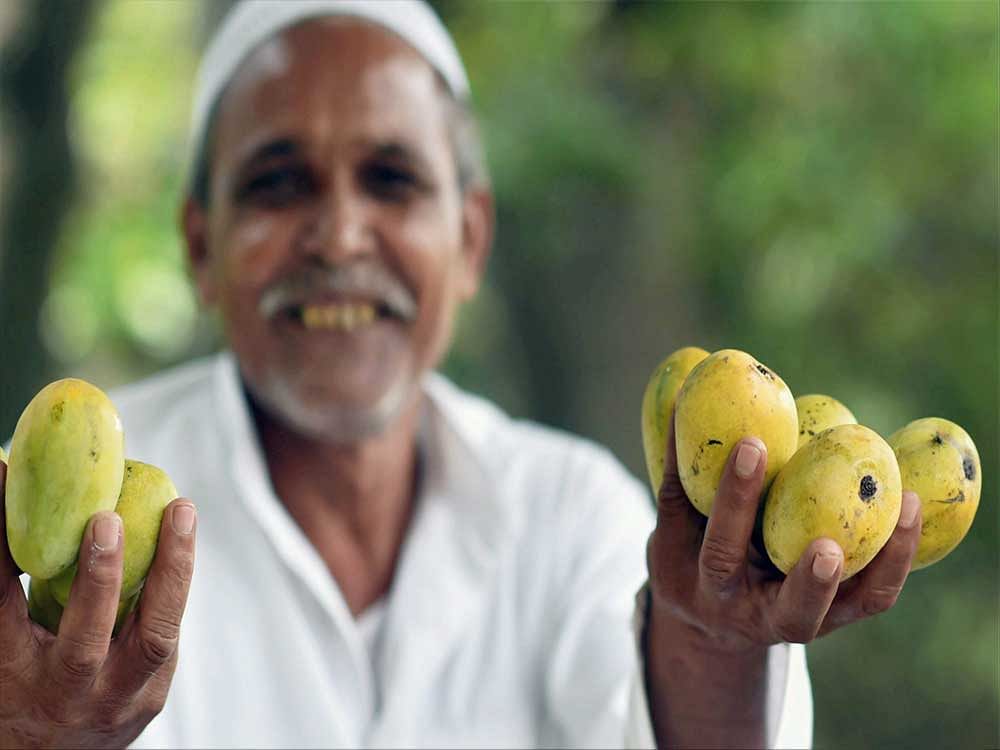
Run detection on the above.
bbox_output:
[35,352,811,748]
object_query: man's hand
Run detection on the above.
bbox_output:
[0,459,196,749]
[644,418,921,749]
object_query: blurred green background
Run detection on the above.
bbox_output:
[1,1,996,746]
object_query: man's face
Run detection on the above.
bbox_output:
[184,20,490,442]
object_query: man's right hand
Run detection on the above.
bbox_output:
[0,459,196,749]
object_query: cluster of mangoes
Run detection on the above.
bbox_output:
[2,378,177,633]
[642,347,981,579]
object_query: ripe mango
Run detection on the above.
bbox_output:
[50,459,177,606]
[675,349,798,516]
[763,423,902,579]
[0,445,7,463]
[641,346,709,495]
[5,379,125,579]
[795,394,857,449]
[888,417,981,570]
[29,576,140,636]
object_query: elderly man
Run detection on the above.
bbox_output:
[0,2,922,748]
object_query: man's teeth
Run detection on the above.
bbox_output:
[300,303,377,331]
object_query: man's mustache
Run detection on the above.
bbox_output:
[257,263,417,321]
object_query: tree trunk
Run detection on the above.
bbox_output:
[0,0,98,437]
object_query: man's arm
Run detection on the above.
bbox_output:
[643,420,921,748]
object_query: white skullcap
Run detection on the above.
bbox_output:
[187,0,470,187]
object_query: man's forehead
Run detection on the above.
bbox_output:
[228,19,442,110]
[209,19,453,183]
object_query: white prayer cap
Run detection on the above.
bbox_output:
[187,0,470,185]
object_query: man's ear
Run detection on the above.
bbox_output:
[182,197,218,306]
[457,186,494,300]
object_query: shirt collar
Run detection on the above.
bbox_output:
[210,350,515,585]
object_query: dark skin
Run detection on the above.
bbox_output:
[646,420,922,748]
[0,18,922,750]
[0,460,197,749]
[183,22,493,617]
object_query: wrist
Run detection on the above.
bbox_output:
[647,596,769,661]
[644,602,769,748]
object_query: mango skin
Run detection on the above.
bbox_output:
[0,445,6,463]
[795,394,857,449]
[6,379,125,579]
[675,349,799,516]
[29,576,140,636]
[50,459,177,606]
[764,423,902,580]
[888,417,981,570]
[641,346,710,495]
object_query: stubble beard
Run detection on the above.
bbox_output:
[254,363,417,445]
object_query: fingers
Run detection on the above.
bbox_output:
[820,491,921,636]
[653,413,705,554]
[0,460,35,674]
[768,538,843,642]
[108,500,195,696]
[699,438,767,597]
[50,511,123,688]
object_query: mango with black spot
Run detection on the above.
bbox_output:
[889,417,980,570]
[764,423,902,579]
[794,394,857,449]
[675,349,798,516]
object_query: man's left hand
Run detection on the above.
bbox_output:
[643,418,921,747]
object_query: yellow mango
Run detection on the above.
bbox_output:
[795,394,857,449]
[640,346,709,495]
[0,445,7,463]
[675,349,798,516]
[5,379,125,579]
[50,459,177,606]
[763,423,902,579]
[888,417,981,570]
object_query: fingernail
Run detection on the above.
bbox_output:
[899,492,919,528]
[734,442,762,479]
[812,550,841,582]
[172,504,196,535]
[94,514,121,551]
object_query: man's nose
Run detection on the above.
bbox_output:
[303,188,375,263]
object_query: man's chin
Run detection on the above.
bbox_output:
[257,374,415,444]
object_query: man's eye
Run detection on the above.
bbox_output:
[239,168,313,206]
[363,164,420,199]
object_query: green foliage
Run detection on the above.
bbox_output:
[12,1,998,747]
[46,0,201,372]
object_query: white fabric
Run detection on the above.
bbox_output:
[70,351,812,748]
[188,0,470,182]
[357,597,388,713]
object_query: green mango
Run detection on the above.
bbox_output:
[27,577,64,635]
[640,346,709,496]
[29,576,141,636]
[6,379,125,579]
[50,459,177,606]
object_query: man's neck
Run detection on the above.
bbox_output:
[252,396,423,618]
